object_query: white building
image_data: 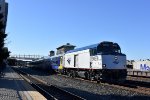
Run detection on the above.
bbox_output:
[133,60,150,71]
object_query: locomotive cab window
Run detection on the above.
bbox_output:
[113,43,121,53]
[97,42,121,54]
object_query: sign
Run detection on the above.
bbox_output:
[140,64,150,71]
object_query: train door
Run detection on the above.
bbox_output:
[59,56,63,69]
[58,56,63,74]
[60,57,63,65]
[74,55,78,67]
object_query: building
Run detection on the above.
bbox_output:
[56,43,76,55]
[49,50,55,57]
[0,0,8,32]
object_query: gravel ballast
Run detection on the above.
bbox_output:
[16,67,150,100]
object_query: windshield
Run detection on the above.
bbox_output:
[97,42,121,54]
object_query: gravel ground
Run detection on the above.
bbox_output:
[16,67,150,100]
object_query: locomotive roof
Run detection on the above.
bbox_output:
[66,41,115,54]
[66,43,99,53]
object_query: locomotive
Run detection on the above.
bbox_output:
[63,41,127,81]
[29,41,127,81]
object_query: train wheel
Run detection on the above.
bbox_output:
[71,70,76,78]
[88,72,94,81]
[67,72,71,77]
[84,72,89,80]
[95,74,100,83]
[63,69,66,75]
[66,70,71,77]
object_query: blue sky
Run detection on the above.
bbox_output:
[6,0,150,60]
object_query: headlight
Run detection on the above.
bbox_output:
[103,64,106,68]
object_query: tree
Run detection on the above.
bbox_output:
[0,13,9,66]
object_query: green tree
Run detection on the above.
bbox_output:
[0,13,9,66]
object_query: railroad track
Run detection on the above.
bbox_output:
[58,74,150,96]
[127,75,150,82]
[13,67,150,97]
[12,67,85,100]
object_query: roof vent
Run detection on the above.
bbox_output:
[66,43,70,45]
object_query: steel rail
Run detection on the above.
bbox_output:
[12,67,85,100]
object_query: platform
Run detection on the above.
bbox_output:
[0,66,46,100]
[127,69,150,77]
